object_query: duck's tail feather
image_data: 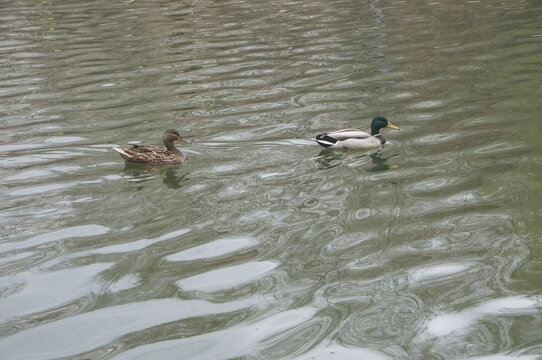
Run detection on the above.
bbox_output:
[315,134,337,148]
[113,147,131,159]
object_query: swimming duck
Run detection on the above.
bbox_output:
[113,129,191,164]
[315,116,399,149]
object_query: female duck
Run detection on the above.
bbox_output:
[113,129,191,164]
[315,116,399,149]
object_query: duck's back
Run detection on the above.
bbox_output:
[315,128,381,149]
[325,129,371,140]
[113,145,185,164]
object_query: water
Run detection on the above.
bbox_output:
[1,0,542,359]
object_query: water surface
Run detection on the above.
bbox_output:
[1,0,542,359]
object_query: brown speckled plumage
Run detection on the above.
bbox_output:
[113,129,190,164]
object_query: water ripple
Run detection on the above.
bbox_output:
[1,0,542,358]
[0,298,256,360]
[176,261,279,293]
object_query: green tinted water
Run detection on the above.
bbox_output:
[1,0,542,359]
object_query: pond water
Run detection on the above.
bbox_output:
[1,0,542,359]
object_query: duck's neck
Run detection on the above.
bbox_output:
[164,139,181,155]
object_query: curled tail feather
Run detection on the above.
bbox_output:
[315,134,337,148]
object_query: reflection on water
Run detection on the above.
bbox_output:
[368,152,399,172]
[315,149,344,170]
[315,149,399,172]
[162,168,188,189]
[1,0,542,359]
[122,164,188,190]
[316,150,398,172]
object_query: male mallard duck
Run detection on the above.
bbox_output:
[315,116,399,149]
[113,129,191,164]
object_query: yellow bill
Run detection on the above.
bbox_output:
[386,123,400,130]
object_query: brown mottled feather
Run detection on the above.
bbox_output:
[115,144,185,164]
[113,129,189,164]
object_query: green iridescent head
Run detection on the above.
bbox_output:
[370,116,400,135]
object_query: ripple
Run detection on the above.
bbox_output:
[323,232,375,254]
[75,228,191,256]
[299,343,392,360]
[1,0,542,358]
[165,236,255,261]
[0,298,256,360]
[423,296,541,338]
[2,167,81,182]
[0,151,87,167]
[404,177,460,194]
[111,307,317,360]
[0,225,110,253]
[0,262,113,322]
[8,181,79,196]
[468,355,540,360]
[43,136,87,144]
[409,262,475,284]
[408,100,446,109]
[176,261,279,292]
[341,296,422,344]
[107,274,141,293]
[473,142,524,154]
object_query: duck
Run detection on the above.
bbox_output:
[315,116,399,149]
[113,129,191,164]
